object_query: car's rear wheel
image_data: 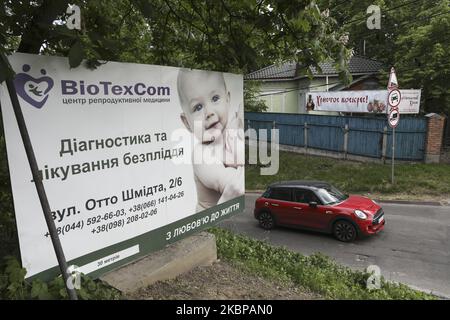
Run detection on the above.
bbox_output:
[333,220,357,242]
[258,211,275,230]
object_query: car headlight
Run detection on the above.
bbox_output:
[354,209,367,220]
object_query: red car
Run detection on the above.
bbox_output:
[254,181,385,242]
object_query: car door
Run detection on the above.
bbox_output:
[265,187,293,225]
[299,189,335,230]
[289,188,312,227]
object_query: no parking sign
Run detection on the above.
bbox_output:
[388,89,401,108]
[388,107,400,128]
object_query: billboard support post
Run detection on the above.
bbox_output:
[382,126,388,164]
[343,124,349,160]
[387,67,401,185]
[304,122,308,154]
[4,74,78,300]
[392,127,395,184]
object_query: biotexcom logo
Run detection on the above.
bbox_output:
[14,64,54,109]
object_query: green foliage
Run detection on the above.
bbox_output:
[68,40,84,69]
[318,0,450,114]
[0,118,18,259]
[244,81,268,112]
[0,49,15,82]
[393,1,450,114]
[0,0,351,80]
[0,256,122,300]
[209,227,436,299]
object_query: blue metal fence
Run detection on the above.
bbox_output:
[245,112,427,161]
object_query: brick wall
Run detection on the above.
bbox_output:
[441,149,450,164]
[425,113,446,163]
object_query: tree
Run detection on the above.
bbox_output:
[393,1,450,114]
[0,0,352,80]
[244,81,268,112]
[318,0,450,114]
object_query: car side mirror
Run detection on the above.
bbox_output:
[309,201,318,208]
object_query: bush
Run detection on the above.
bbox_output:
[0,121,19,259]
[209,227,436,300]
[0,256,121,300]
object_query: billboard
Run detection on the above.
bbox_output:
[306,90,421,114]
[0,53,245,280]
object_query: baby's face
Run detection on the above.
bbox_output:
[179,71,229,143]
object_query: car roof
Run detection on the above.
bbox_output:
[268,180,331,189]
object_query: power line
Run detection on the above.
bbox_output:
[390,9,449,28]
[256,79,350,97]
[247,65,352,83]
[328,0,350,10]
[246,57,359,80]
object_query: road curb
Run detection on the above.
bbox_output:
[375,199,445,206]
[245,190,264,194]
[245,191,448,206]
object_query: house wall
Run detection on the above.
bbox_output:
[297,78,312,113]
[258,81,298,113]
[258,79,330,114]
[256,76,378,116]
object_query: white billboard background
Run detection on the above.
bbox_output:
[398,89,421,114]
[0,53,243,278]
[307,90,421,114]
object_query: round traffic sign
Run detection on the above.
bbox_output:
[388,107,400,128]
[388,89,401,108]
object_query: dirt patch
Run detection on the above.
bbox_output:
[127,260,320,300]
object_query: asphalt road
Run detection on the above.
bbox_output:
[219,193,450,298]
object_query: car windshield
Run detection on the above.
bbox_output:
[316,186,349,205]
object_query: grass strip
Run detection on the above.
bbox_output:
[209,227,436,300]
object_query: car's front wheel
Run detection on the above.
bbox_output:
[258,211,275,230]
[333,220,357,242]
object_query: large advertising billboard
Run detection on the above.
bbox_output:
[306,90,421,114]
[0,53,245,280]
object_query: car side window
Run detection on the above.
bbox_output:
[306,191,321,204]
[293,189,309,203]
[269,188,292,202]
[294,189,321,204]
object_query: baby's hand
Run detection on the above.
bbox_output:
[218,166,244,204]
[223,123,245,168]
[193,144,243,197]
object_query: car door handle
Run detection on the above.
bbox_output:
[270,203,279,207]
[293,207,303,210]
